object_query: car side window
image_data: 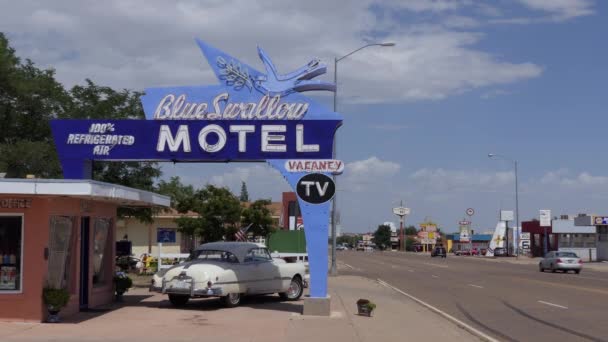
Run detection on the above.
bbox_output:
[245,248,272,263]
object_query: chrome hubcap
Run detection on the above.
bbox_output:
[228,293,239,303]
[287,280,301,298]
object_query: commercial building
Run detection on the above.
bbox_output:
[524,216,596,260]
[574,214,608,261]
[0,179,169,322]
[444,234,492,252]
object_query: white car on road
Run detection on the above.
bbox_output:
[150,242,307,307]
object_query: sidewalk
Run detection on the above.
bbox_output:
[0,275,479,342]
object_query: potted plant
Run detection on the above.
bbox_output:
[113,271,133,301]
[356,299,376,317]
[43,287,70,323]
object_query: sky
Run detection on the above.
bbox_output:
[1,0,607,233]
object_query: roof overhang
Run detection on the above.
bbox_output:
[0,179,170,208]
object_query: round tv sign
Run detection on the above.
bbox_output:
[296,173,336,204]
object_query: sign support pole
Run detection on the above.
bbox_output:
[158,242,162,272]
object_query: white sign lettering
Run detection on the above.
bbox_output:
[153,93,309,120]
[155,124,318,154]
[285,159,343,174]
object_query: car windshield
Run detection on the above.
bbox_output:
[556,252,578,258]
[196,250,239,263]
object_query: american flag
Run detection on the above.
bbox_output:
[235,223,253,241]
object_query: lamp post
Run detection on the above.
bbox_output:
[488,153,520,259]
[330,42,395,276]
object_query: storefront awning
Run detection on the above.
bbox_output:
[0,179,170,207]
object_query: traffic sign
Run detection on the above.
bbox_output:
[466,208,475,216]
[296,173,336,204]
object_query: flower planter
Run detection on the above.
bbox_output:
[356,299,375,317]
[46,306,61,323]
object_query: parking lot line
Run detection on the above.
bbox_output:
[468,284,484,289]
[538,300,568,309]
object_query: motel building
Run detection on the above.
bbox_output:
[0,178,169,322]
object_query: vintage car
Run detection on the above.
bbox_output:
[150,242,307,307]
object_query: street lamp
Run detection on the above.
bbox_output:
[330,42,395,276]
[488,153,520,259]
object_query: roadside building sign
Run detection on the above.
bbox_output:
[594,216,608,225]
[393,207,411,217]
[50,39,343,300]
[540,209,551,227]
[500,210,514,222]
[459,224,471,243]
[157,228,177,243]
[459,220,471,226]
[521,240,530,249]
[285,159,344,174]
[520,232,531,240]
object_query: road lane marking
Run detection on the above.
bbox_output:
[468,284,484,289]
[376,279,499,342]
[424,263,449,268]
[340,262,355,269]
[538,301,568,309]
[431,275,440,278]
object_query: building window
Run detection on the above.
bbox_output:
[92,218,111,286]
[47,216,75,290]
[0,215,23,292]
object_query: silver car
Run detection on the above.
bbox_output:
[539,251,582,274]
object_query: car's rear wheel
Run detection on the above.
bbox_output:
[575,270,581,274]
[551,264,557,273]
[279,276,304,301]
[539,264,544,272]
[222,293,241,308]
[168,294,189,307]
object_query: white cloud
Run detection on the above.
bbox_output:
[515,0,595,20]
[539,169,608,187]
[0,0,543,103]
[342,157,401,191]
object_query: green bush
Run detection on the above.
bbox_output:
[43,287,70,310]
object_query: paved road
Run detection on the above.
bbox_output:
[338,251,608,342]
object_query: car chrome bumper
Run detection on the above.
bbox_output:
[555,263,582,270]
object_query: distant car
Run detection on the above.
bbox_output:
[539,251,582,274]
[431,247,447,258]
[454,249,471,256]
[493,247,507,257]
[336,245,348,251]
[356,245,365,251]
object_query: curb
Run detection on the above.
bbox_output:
[376,278,498,342]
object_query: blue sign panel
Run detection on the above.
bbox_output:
[157,228,177,243]
[51,39,343,299]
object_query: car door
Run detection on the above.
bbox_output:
[243,248,281,293]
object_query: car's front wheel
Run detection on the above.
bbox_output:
[222,293,241,308]
[168,294,189,307]
[279,276,304,301]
